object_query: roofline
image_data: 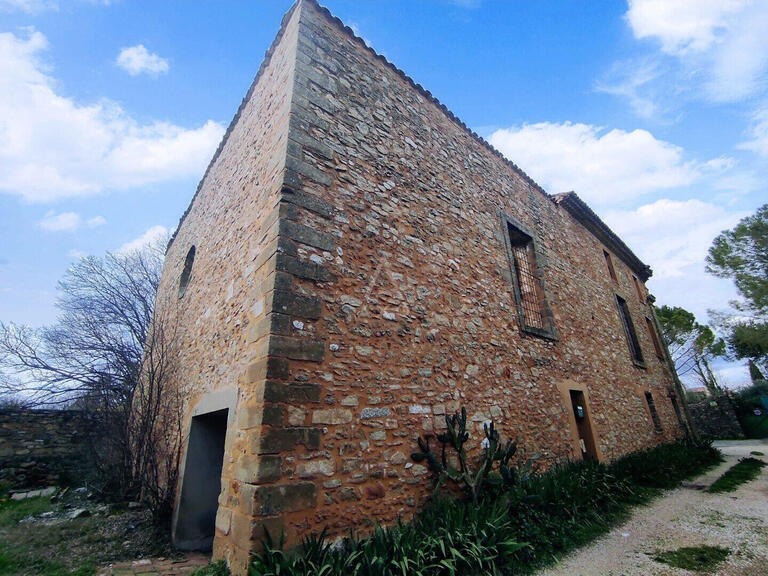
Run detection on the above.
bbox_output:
[167,0,561,250]
[166,1,301,250]
[304,0,557,206]
[167,0,651,288]
[553,192,652,281]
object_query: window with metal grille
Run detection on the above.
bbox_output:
[603,249,617,282]
[616,294,644,365]
[646,317,664,359]
[503,218,554,338]
[645,391,663,432]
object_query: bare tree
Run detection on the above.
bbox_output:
[0,238,182,515]
[655,304,726,395]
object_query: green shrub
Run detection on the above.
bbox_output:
[609,440,722,489]
[191,561,231,576]
[250,434,722,576]
[251,496,526,576]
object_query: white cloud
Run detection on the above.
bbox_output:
[488,122,698,206]
[603,198,748,323]
[38,210,81,232]
[0,0,111,12]
[627,0,749,55]
[0,29,225,203]
[595,60,662,119]
[0,0,56,12]
[37,211,106,232]
[118,225,168,254]
[739,106,768,158]
[116,44,169,77]
[603,199,746,279]
[67,249,88,259]
[626,0,768,103]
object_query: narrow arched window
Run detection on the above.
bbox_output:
[178,245,196,298]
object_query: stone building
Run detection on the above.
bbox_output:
[152,1,692,572]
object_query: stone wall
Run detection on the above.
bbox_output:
[0,409,101,489]
[153,2,692,572]
[263,0,688,542]
[688,395,744,440]
[156,3,301,569]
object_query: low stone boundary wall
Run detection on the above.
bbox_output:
[688,395,744,440]
[0,409,103,489]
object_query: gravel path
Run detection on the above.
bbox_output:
[538,440,768,576]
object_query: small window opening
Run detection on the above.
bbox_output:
[669,393,686,430]
[632,274,645,303]
[178,245,196,299]
[505,221,553,336]
[616,294,644,365]
[646,317,664,359]
[644,391,663,432]
[603,250,617,282]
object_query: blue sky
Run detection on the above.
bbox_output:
[0,0,765,387]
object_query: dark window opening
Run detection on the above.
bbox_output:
[178,245,196,299]
[632,274,645,303]
[644,391,663,432]
[603,249,617,282]
[504,220,553,337]
[616,294,644,365]
[646,317,664,359]
[669,393,686,430]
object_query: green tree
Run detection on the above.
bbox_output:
[749,360,766,384]
[707,204,768,373]
[655,305,726,395]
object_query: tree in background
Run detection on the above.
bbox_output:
[0,239,182,518]
[655,305,726,395]
[707,204,768,374]
[750,360,766,384]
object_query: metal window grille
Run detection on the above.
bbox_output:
[616,295,643,363]
[645,392,663,432]
[508,229,546,330]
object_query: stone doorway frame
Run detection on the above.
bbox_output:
[172,387,238,550]
[555,380,604,462]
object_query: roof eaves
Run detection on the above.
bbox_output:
[304,0,558,208]
[554,192,652,281]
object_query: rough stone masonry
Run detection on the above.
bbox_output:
[150,1,694,573]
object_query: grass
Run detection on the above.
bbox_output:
[191,561,230,576]
[707,457,766,493]
[653,545,731,572]
[0,493,174,576]
[250,440,723,576]
[0,496,97,575]
[751,451,765,456]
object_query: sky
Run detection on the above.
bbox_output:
[0,0,765,387]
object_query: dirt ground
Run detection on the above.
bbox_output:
[539,440,768,576]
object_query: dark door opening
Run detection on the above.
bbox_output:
[174,408,228,551]
[569,390,598,461]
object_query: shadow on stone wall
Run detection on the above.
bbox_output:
[0,409,105,489]
[688,395,745,440]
